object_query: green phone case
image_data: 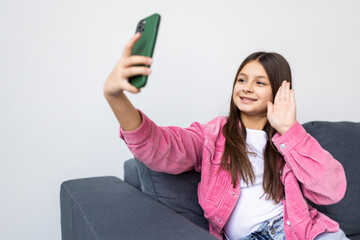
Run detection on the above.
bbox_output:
[129,13,161,88]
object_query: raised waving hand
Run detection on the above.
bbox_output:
[267,81,297,135]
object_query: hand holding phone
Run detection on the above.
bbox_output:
[104,33,152,97]
[129,13,161,88]
[104,13,160,98]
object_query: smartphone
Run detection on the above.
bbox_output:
[129,13,161,88]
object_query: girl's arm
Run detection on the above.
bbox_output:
[119,110,204,174]
[105,34,204,174]
[268,81,346,204]
[103,33,152,131]
[272,122,347,205]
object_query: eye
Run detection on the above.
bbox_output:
[238,78,246,83]
[257,81,265,85]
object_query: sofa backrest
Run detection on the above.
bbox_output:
[124,121,360,239]
[303,121,360,239]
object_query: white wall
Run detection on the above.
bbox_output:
[1,0,359,239]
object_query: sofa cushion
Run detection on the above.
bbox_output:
[60,177,216,240]
[303,121,360,239]
[133,158,209,231]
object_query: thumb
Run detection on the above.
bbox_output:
[123,81,141,94]
[267,101,273,117]
[267,102,274,114]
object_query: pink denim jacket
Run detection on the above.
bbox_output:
[119,110,347,240]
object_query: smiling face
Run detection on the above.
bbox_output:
[232,60,273,125]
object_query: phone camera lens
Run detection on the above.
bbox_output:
[136,21,146,33]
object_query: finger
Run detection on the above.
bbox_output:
[290,89,295,103]
[123,55,152,68]
[291,89,297,118]
[122,33,141,58]
[267,101,273,118]
[283,82,290,101]
[124,83,141,93]
[267,101,273,112]
[280,80,287,101]
[123,66,152,78]
[274,83,283,103]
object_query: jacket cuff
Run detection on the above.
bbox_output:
[272,121,308,153]
[119,110,152,144]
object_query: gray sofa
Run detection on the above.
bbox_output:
[60,121,360,240]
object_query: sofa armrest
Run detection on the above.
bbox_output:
[60,176,216,240]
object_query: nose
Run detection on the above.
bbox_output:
[243,82,254,93]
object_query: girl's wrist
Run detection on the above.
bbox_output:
[104,89,125,101]
[276,121,296,135]
[277,127,290,135]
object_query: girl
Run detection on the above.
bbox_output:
[104,33,348,240]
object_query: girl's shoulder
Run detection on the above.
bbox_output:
[199,115,228,139]
[203,115,227,127]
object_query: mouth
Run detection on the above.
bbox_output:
[240,96,257,103]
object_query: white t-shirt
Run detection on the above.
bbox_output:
[224,128,283,240]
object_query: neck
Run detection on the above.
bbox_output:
[241,114,268,130]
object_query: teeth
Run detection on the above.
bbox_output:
[241,97,256,101]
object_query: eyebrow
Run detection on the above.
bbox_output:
[238,73,268,79]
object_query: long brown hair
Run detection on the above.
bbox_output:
[220,52,292,203]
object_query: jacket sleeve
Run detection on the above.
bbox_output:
[119,110,204,174]
[272,121,347,205]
